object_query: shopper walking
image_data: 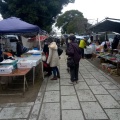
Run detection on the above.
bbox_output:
[66,35,81,84]
[47,42,60,80]
[79,38,86,58]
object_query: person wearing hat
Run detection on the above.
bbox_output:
[66,35,81,84]
[47,42,60,80]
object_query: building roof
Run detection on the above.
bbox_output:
[89,18,120,33]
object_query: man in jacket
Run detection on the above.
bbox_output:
[66,35,81,84]
[79,38,86,58]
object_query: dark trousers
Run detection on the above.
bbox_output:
[52,66,59,77]
[70,63,79,82]
[80,48,84,58]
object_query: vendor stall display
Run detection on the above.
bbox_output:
[0,65,13,74]
[0,59,18,69]
[26,50,41,55]
[17,60,33,69]
[84,46,92,59]
[97,51,120,75]
[0,17,45,95]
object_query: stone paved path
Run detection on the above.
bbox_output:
[0,51,120,120]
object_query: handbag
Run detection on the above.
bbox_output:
[57,47,63,56]
[42,54,46,61]
[67,57,75,67]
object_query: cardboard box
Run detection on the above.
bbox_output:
[0,59,17,69]
[0,65,13,74]
[30,60,40,66]
[17,60,33,69]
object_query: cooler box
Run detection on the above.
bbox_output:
[0,65,13,74]
[17,60,33,69]
[0,59,18,69]
[30,60,40,67]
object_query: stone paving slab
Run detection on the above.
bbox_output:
[0,106,31,119]
[95,76,110,82]
[46,82,59,91]
[61,74,70,79]
[105,109,120,120]
[85,78,100,85]
[61,96,80,109]
[75,82,89,90]
[43,91,60,103]
[81,102,108,119]
[38,103,60,120]
[89,85,109,94]
[101,82,119,90]
[96,95,120,108]
[90,72,103,77]
[77,90,96,101]
[80,70,90,74]
[35,93,43,104]
[82,73,94,79]
[108,90,120,101]
[62,110,84,120]
[29,103,41,120]
[59,70,68,74]
[78,75,85,81]
[60,79,73,86]
[61,86,76,95]
[0,102,34,108]
[47,79,60,83]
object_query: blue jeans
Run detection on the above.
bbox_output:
[52,66,59,77]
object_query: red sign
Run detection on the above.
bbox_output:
[37,35,48,41]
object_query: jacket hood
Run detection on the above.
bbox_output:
[49,42,58,50]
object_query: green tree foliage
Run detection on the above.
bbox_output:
[55,10,91,34]
[0,0,75,32]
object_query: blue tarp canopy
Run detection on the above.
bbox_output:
[0,17,40,34]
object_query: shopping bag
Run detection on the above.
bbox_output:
[42,54,46,61]
[67,57,75,67]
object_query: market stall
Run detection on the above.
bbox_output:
[0,17,43,95]
[96,51,120,75]
[89,18,120,75]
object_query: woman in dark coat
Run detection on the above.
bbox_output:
[66,35,81,84]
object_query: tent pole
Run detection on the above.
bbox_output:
[38,34,41,50]
[38,34,44,80]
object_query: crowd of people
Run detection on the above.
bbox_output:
[42,34,81,84]
[42,34,120,84]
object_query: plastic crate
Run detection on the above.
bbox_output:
[0,60,18,69]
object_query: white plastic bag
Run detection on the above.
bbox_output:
[42,55,46,61]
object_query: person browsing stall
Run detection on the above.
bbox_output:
[66,35,81,84]
[47,42,60,80]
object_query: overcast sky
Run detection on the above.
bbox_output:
[62,0,120,25]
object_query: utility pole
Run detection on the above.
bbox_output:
[96,18,98,24]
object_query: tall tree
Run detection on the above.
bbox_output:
[0,0,75,32]
[55,10,91,34]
